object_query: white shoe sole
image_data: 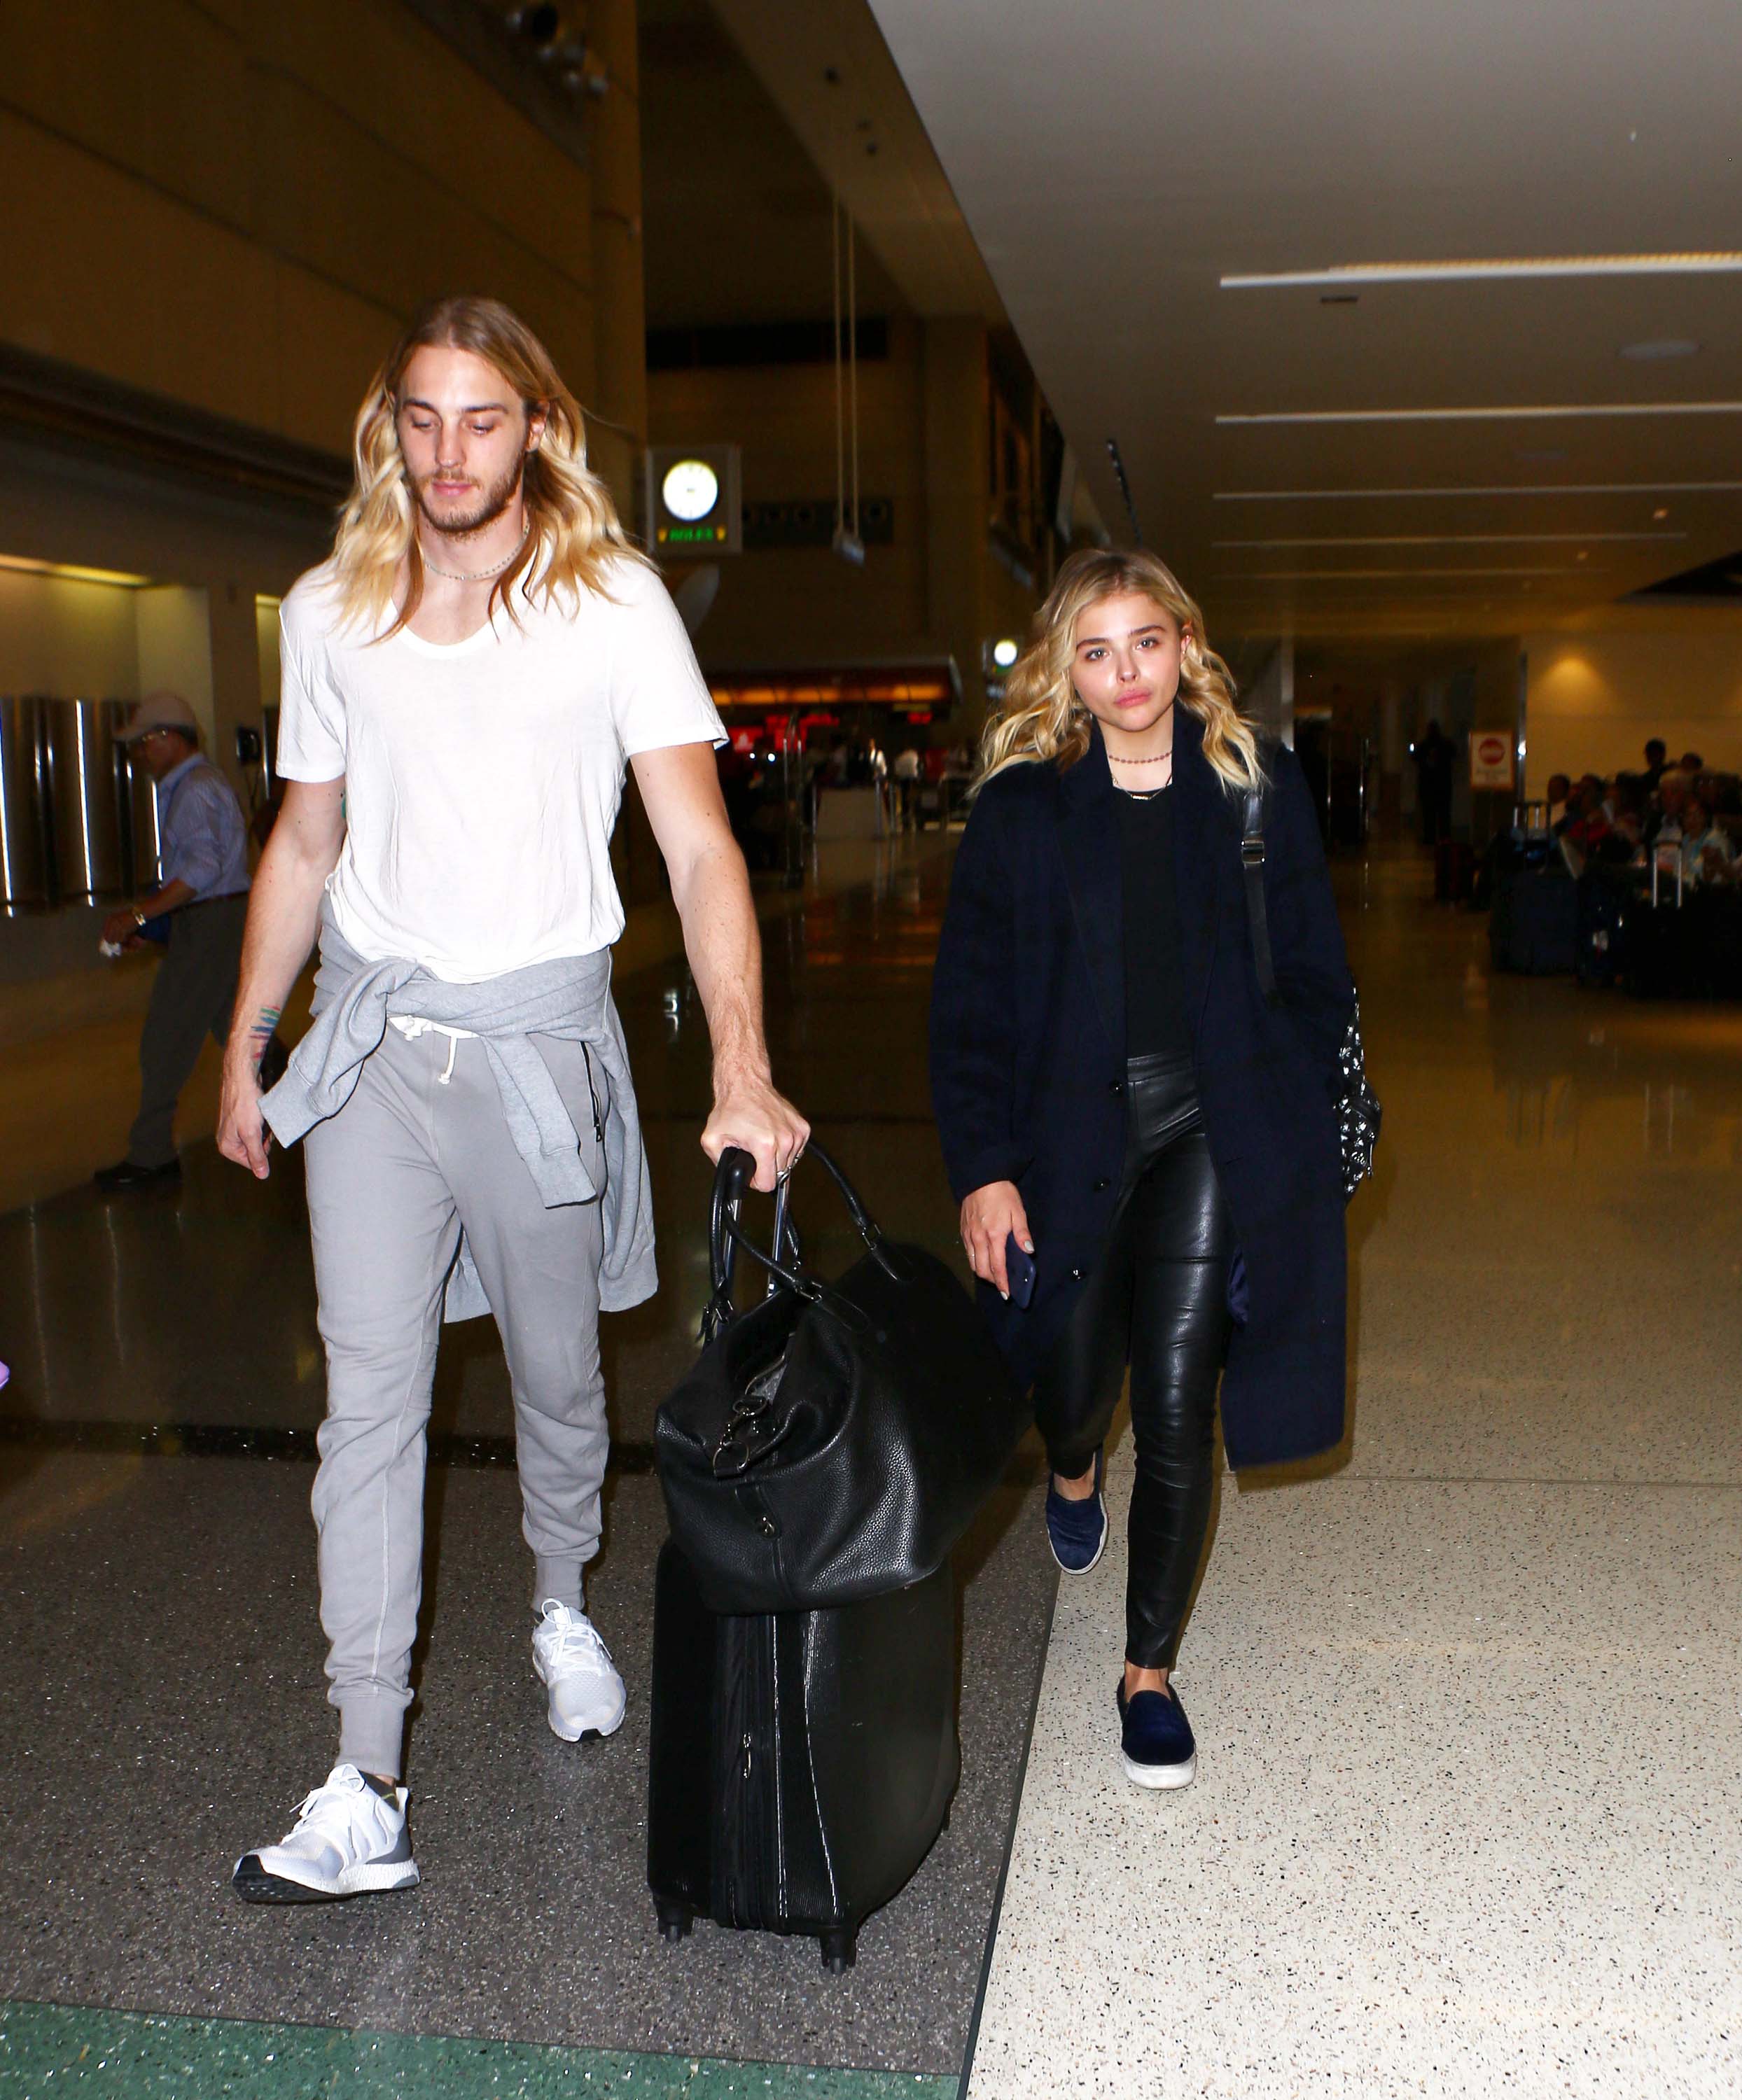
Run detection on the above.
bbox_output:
[545,1694,626,1744]
[235,1852,419,1902]
[1050,1522,1108,1575]
[1121,1750,1197,1791]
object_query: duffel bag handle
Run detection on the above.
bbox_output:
[700,1141,901,1343]
[706,1147,802,1300]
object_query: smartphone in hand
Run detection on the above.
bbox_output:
[1004,1233,1036,1309]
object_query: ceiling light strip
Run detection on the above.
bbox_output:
[1218,403,1742,426]
[1220,253,1742,289]
[1214,567,1601,580]
[1214,533,1682,549]
[1215,482,1742,500]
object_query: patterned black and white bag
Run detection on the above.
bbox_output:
[1240,781,1382,1202]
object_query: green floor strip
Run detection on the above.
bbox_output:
[0,2003,956,2099]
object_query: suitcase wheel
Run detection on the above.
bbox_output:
[656,1900,695,1945]
[819,1929,857,1975]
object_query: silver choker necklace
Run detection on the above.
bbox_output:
[418,526,530,583]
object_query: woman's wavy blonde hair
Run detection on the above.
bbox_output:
[977,547,1262,796]
[330,294,647,636]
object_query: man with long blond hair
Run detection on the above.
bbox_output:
[219,296,808,1903]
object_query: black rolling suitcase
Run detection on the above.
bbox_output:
[647,1539,959,1972]
[1490,868,1578,974]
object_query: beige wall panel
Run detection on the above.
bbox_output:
[244,0,592,284]
[1524,629,1742,792]
[246,69,587,340]
[273,263,403,456]
[0,112,279,430]
[134,585,215,744]
[0,570,139,693]
[0,0,251,211]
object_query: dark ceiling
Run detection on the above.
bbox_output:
[638,0,904,330]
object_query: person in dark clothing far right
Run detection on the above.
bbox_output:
[1411,719,1456,848]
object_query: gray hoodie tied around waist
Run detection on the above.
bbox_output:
[261,903,656,1322]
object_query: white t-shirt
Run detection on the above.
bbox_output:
[276,556,725,981]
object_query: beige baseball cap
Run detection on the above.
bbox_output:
[120,691,200,744]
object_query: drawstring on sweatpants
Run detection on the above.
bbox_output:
[388,1014,475,1085]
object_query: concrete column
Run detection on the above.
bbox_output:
[586,0,648,528]
[921,317,989,734]
[204,579,263,802]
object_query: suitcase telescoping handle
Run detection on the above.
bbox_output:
[701,1142,902,1343]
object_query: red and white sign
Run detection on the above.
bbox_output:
[1470,732,1514,791]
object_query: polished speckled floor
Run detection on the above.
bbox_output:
[0,836,1056,2085]
[966,855,1742,2099]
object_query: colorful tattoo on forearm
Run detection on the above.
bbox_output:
[247,1006,281,1067]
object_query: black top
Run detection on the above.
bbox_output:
[1115,785,1192,1060]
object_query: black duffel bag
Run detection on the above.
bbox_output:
[655,1142,1027,1615]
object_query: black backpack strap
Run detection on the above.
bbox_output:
[1241,777,1281,1008]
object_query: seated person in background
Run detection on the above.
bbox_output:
[1680,798,1736,886]
[1566,776,1613,853]
[1545,773,1573,832]
[1647,774,1690,846]
[1604,808,1644,862]
[1642,738,1669,790]
[1595,780,1646,864]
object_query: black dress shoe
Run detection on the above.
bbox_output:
[94,1157,182,1191]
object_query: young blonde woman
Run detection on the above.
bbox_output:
[930,548,1354,1788]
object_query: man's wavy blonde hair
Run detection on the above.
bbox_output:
[330,294,647,636]
[978,547,1262,795]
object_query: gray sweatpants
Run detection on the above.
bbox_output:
[302,1021,609,1779]
[129,894,248,1168]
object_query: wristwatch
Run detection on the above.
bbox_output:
[132,907,148,929]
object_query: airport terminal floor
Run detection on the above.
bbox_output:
[1,830,1738,2098]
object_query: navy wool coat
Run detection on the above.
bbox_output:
[928,710,1356,1469]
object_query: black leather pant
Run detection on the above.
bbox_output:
[1033,1051,1234,1670]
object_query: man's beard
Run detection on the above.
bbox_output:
[411,454,526,540]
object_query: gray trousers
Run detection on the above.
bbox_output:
[303,1023,609,1779]
[129,895,249,1167]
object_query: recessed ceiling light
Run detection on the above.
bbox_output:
[1220,253,1742,289]
[1652,506,1671,519]
[0,553,151,587]
[1215,567,1600,580]
[1214,532,1680,548]
[1216,402,1742,426]
[1621,339,1700,360]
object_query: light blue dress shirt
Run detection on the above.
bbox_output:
[155,754,251,901]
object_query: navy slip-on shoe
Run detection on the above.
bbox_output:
[1045,1448,1107,1574]
[1116,1678,1198,1790]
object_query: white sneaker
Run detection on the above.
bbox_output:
[232,1763,419,1903]
[532,1598,626,1743]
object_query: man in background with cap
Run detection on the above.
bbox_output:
[95,692,284,1191]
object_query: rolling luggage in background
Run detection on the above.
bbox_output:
[1435,839,1476,903]
[1489,867,1578,974]
[1575,872,1629,988]
[646,1541,959,1972]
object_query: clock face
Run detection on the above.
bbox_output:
[662,458,720,523]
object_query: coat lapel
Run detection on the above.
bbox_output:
[1056,727,1125,1057]
[1169,706,1228,1028]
